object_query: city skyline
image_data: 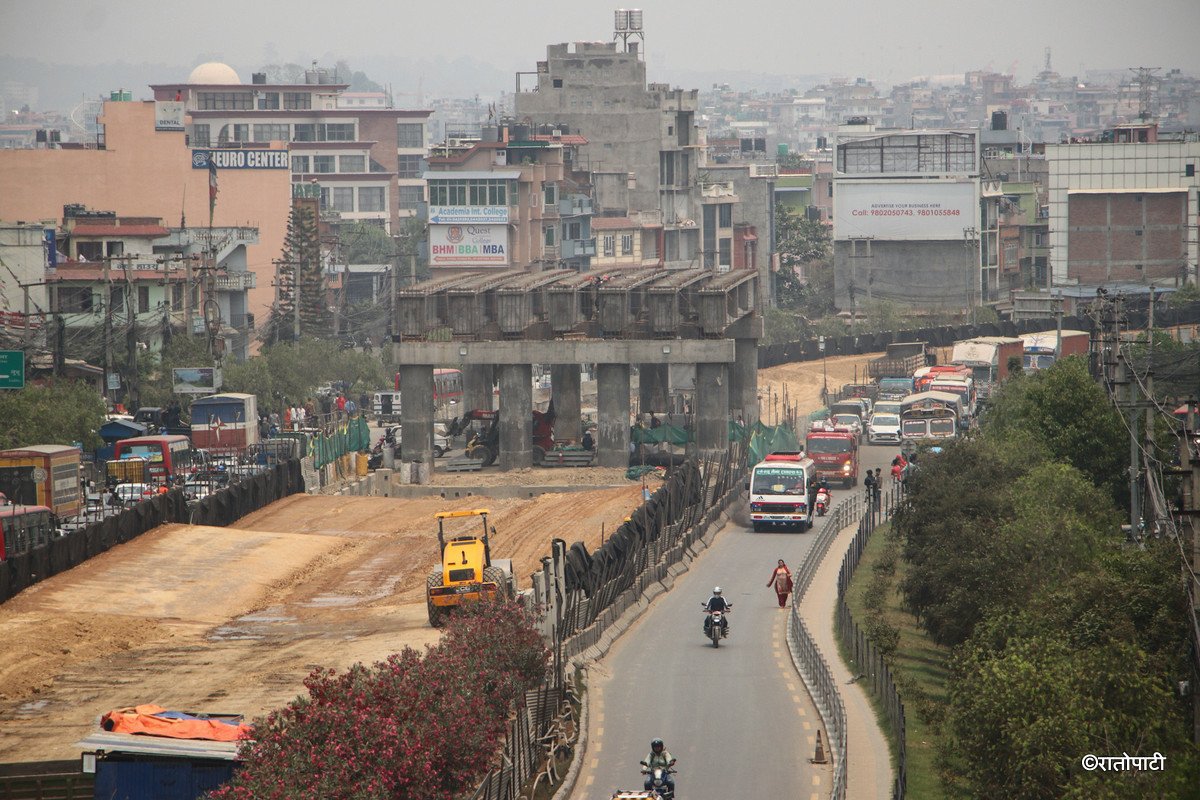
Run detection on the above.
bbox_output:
[2,0,1199,104]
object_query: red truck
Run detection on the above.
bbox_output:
[804,427,860,488]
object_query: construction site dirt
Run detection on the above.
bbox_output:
[0,351,879,762]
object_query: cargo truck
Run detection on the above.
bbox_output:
[949,336,1024,398]
[1021,330,1089,370]
[0,445,81,519]
[868,342,929,382]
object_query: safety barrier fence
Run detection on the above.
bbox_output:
[0,459,305,605]
[834,485,907,800]
[785,494,859,800]
[467,683,571,800]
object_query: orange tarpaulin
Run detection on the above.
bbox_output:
[100,704,253,742]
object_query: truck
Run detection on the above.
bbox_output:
[1021,330,1090,371]
[426,509,516,626]
[747,451,815,532]
[804,427,860,488]
[0,445,81,519]
[949,336,1025,398]
[868,342,929,381]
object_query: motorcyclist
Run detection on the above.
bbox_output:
[640,738,677,795]
[815,479,832,509]
[703,586,731,637]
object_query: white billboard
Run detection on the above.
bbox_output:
[429,224,509,267]
[427,205,509,224]
[834,181,977,240]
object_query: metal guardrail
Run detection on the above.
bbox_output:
[834,486,907,800]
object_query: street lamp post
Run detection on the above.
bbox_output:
[818,335,828,406]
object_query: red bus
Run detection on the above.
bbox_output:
[0,503,55,561]
[111,435,194,484]
[393,369,464,405]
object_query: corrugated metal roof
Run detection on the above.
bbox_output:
[78,731,242,760]
[71,224,170,237]
[423,171,521,181]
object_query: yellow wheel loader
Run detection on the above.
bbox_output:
[426,509,516,627]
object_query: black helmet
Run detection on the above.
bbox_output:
[651,738,664,752]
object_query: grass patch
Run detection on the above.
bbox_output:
[839,523,959,800]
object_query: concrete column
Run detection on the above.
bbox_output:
[730,338,759,424]
[463,364,494,413]
[498,363,532,470]
[695,363,730,452]
[550,364,582,442]
[596,363,631,468]
[398,365,434,473]
[637,363,669,416]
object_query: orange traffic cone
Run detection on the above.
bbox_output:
[811,730,828,764]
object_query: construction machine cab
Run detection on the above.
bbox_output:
[426,509,515,626]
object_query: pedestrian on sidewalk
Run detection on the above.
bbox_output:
[767,559,794,608]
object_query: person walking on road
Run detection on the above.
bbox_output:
[767,559,794,608]
[863,469,877,506]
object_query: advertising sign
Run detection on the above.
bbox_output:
[173,367,223,394]
[155,101,186,131]
[427,205,510,225]
[0,350,24,389]
[429,224,510,267]
[834,181,977,240]
[192,149,289,169]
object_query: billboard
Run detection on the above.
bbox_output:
[155,101,186,131]
[173,367,223,394]
[834,181,977,240]
[429,224,509,267]
[427,205,509,225]
[192,149,289,169]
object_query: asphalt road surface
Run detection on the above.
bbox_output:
[572,442,898,800]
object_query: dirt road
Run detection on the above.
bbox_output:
[0,486,644,761]
[758,352,880,421]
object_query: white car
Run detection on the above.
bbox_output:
[868,413,902,444]
[832,413,863,438]
[872,401,901,417]
[114,483,156,504]
[182,481,215,500]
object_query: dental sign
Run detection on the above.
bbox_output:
[192,149,289,169]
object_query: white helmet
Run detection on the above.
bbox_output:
[713,586,722,595]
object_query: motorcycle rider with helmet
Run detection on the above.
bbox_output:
[640,738,677,795]
[702,586,731,637]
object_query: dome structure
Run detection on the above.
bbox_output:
[187,62,241,85]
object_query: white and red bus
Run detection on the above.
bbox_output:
[393,369,464,405]
[190,393,260,455]
[0,502,55,561]
[111,435,195,484]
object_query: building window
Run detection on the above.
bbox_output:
[340,155,366,173]
[552,78,563,88]
[397,123,423,148]
[137,285,150,314]
[718,238,731,267]
[57,286,93,313]
[291,155,310,174]
[293,124,316,142]
[321,123,355,141]
[565,222,582,240]
[398,155,423,178]
[469,182,488,205]
[105,241,124,258]
[283,92,311,110]
[257,92,280,110]
[77,241,102,261]
[358,187,385,212]
[313,155,336,173]
[171,282,183,309]
[398,185,422,210]
[196,92,253,110]
[621,234,633,255]
[333,187,354,211]
[217,124,250,143]
[718,203,732,228]
[545,227,556,246]
[253,123,290,142]
[603,235,615,257]
[191,123,210,146]
[544,184,557,208]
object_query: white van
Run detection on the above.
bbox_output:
[373,392,402,422]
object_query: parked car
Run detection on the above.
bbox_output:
[114,483,155,504]
[182,481,214,501]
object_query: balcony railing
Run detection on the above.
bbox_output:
[562,238,597,258]
[213,271,257,291]
[559,197,594,217]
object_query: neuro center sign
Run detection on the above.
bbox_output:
[834,181,977,240]
[192,149,289,169]
[429,224,509,267]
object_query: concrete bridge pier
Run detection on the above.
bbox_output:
[397,365,435,474]
[498,364,532,470]
[463,364,494,413]
[638,363,669,416]
[696,363,730,452]
[731,338,759,424]
[550,364,582,442]
[596,363,631,468]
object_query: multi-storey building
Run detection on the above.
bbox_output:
[150,62,430,236]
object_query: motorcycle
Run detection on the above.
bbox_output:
[815,487,831,516]
[367,427,399,470]
[638,766,677,799]
[701,603,730,648]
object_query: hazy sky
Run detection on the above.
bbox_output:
[3,0,1199,87]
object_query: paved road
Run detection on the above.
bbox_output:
[572,443,898,800]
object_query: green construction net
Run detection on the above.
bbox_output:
[631,424,691,446]
[745,421,802,466]
[311,415,372,469]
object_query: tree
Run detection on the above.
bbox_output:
[266,202,330,343]
[0,380,106,450]
[211,602,548,800]
[342,222,394,265]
